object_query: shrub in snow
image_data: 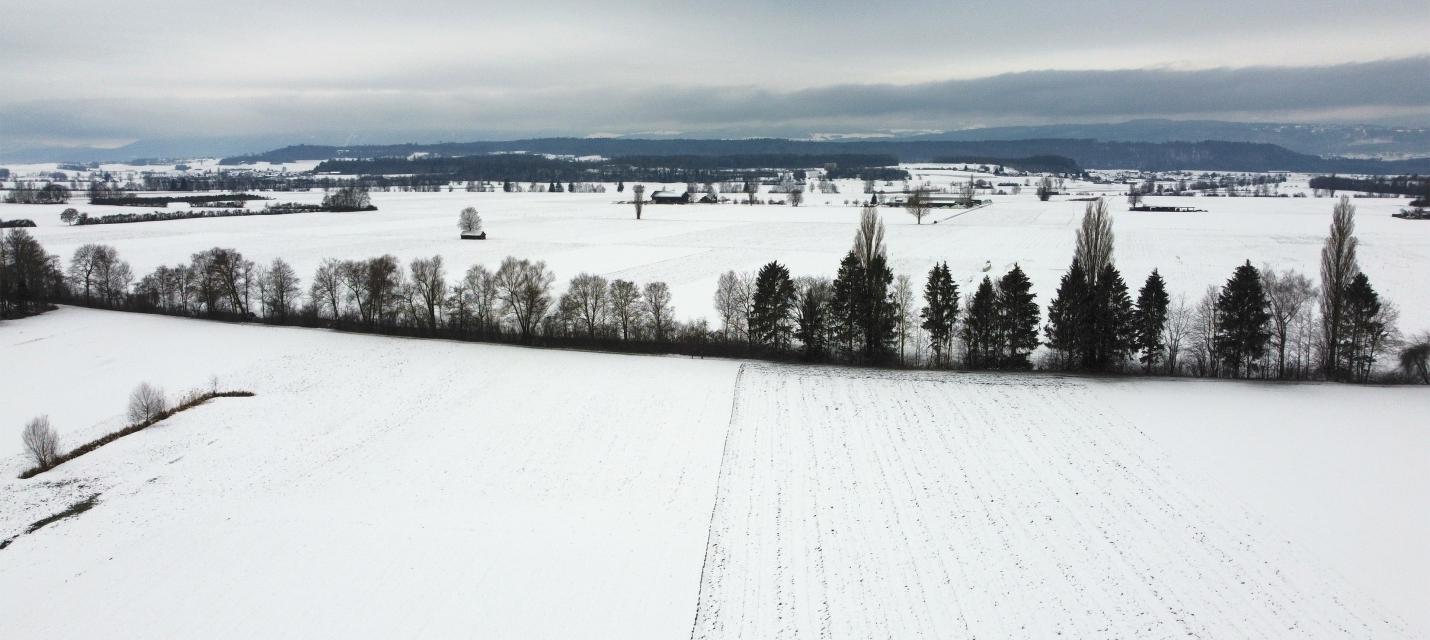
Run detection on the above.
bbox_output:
[22,415,61,468]
[127,382,168,424]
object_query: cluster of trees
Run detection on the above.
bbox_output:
[0,229,62,318]
[320,186,375,212]
[1035,176,1056,201]
[1039,197,1401,381]
[714,208,908,364]
[4,183,71,204]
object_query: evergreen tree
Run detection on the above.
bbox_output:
[1133,269,1170,373]
[860,253,898,364]
[1044,260,1089,370]
[995,264,1039,369]
[919,261,959,366]
[616,180,625,193]
[749,261,797,351]
[829,250,865,360]
[1339,272,1385,382]
[1086,263,1134,370]
[1214,260,1272,378]
[795,278,831,361]
[962,276,999,369]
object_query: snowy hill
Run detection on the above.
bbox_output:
[2,308,1426,637]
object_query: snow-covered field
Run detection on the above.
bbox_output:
[0,308,739,638]
[6,169,1428,334]
[3,308,1426,637]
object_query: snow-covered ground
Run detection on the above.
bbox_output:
[692,364,1424,638]
[0,308,739,638]
[3,308,1426,637]
[6,172,1427,334]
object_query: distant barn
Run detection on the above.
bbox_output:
[649,191,691,204]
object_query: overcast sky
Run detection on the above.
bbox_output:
[2,0,1428,149]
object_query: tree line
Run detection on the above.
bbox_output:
[4,183,71,204]
[313,154,909,185]
[1309,175,1428,198]
[88,194,270,207]
[3,196,1426,383]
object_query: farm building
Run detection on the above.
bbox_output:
[649,191,691,204]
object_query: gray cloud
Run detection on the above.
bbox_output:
[3,57,1427,148]
[2,0,1427,149]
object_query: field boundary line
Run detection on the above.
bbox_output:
[688,362,747,639]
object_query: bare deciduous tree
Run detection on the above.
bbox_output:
[192,247,255,317]
[310,258,344,320]
[1262,265,1317,379]
[22,415,61,468]
[338,256,401,326]
[68,243,120,304]
[461,264,498,331]
[905,188,931,225]
[127,382,168,424]
[1400,333,1430,384]
[893,273,914,363]
[1162,294,1193,375]
[713,270,746,341]
[608,279,642,340]
[566,273,610,337]
[643,281,673,341]
[458,207,483,234]
[494,257,554,340]
[409,255,447,330]
[1191,285,1220,377]
[258,258,301,322]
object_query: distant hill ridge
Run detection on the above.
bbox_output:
[225,138,1430,174]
